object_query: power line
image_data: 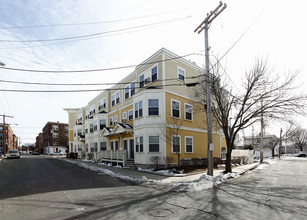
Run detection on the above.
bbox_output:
[0,4,204,30]
[0,75,199,86]
[0,52,201,73]
[0,16,191,43]
[0,83,187,93]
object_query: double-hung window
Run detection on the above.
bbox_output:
[100,142,107,151]
[128,109,133,120]
[151,66,158,81]
[114,115,118,125]
[135,136,143,152]
[148,99,159,116]
[177,67,185,81]
[130,82,135,96]
[139,75,145,88]
[125,86,130,100]
[116,91,120,104]
[185,104,193,120]
[172,136,181,153]
[111,94,116,106]
[185,137,193,153]
[149,136,159,152]
[172,100,180,118]
[135,101,143,118]
[109,117,113,126]
[100,119,106,129]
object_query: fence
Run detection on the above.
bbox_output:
[93,150,127,166]
[221,149,254,164]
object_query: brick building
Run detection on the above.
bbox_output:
[42,122,69,154]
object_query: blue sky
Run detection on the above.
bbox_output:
[0,0,306,144]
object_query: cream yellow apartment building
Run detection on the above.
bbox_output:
[65,48,226,167]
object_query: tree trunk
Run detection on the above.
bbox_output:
[225,150,232,173]
[177,154,180,170]
[271,148,275,158]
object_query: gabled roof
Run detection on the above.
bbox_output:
[112,123,133,134]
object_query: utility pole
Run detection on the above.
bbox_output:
[279,128,283,158]
[260,100,264,163]
[194,1,227,176]
[1,114,14,156]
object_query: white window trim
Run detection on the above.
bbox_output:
[149,135,160,153]
[109,116,113,126]
[171,99,181,118]
[177,66,186,82]
[184,103,193,121]
[151,64,159,81]
[114,115,118,123]
[123,111,127,119]
[128,109,133,121]
[124,85,130,100]
[185,136,193,153]
[171,135,181,153]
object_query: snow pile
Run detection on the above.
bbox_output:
[173,172,240,192]
[138,168,184,176]
[256,158,277,170]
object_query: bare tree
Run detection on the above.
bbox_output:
[290,127,307,151]
[192,58,306,173]
[158,115,185,170]
[266,123,296,157]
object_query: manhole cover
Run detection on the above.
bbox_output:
[148,209,173,217]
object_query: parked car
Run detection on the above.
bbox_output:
[32,151,40,155]
[7,150,20,159]
[295,152,307,157]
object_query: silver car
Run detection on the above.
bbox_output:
[7,150,20,159]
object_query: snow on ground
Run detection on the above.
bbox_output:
[255,157,277,170]
[60,158,276,192]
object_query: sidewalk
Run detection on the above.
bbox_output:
[59,157,259,184]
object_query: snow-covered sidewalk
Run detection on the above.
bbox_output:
[56,157,277,192]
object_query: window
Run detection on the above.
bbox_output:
[135,101,143,119]
[125,86,130,99]
[185,104,193,120]
[185,137,193,153]
[172,136,181,153]
[151,66,158,81]
[116,91,120,104]
[139,75,145,88]
[172,100,180,118]
[122,112,127,123]
[130,82,135,96]
[112,94,115,106]
[94,142,98,152]
[148,99,159,115]
[115,141,119,150]
[128,109,133,120]
[90,124,94,133]
[177,67,185,81]
[90,143,94,152]
[85,143,88,152]
[52,125,59,130]
[100,142,107,151]
[135,136,143,152]
[149,136,159,152]
[94,120,98,131]
[109,117,113,126]
[53,133,59,138]
[100,119,106,129]
[111,142,114,151]
[114,115,118,125]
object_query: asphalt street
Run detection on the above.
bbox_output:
[0,155,306,220]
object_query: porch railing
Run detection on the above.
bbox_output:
[94,150,126,167]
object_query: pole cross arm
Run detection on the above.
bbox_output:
[194,2,227,34]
